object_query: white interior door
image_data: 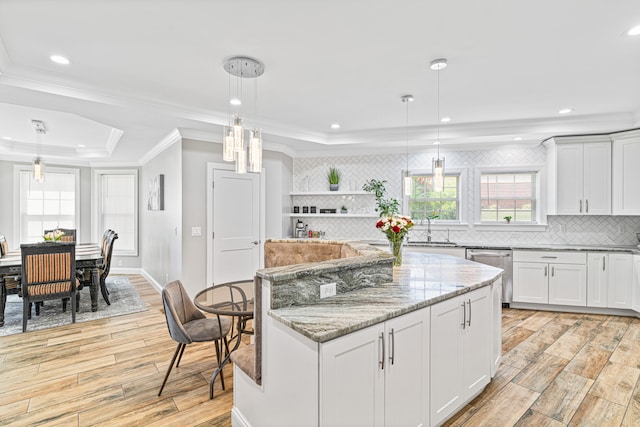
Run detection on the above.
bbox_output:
[212,169,260,284]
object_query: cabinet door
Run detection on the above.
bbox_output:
[320,323,385,427]
[607,253,633,309]
[612,136,640,215]
[491,280,502,377]
[555,143,584,215]
[582,142,611,215]
[430,295,464,427]
[548,263,587,306]
[587,253,608,308]
[513,262,549,303]
[632,256,640,314]
[385,308,430,427]
[462,287,491,398]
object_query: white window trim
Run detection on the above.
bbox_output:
[474,164,547,230]
[403,167,467,226]
[93,169,139,257]
[13,164,81,245]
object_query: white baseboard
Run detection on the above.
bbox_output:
[140,269,163,294]
[231,407,251,427]
[110,267,143,275]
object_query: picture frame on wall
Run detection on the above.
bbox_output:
[148,174,164,211]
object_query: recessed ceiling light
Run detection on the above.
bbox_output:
[440,117,451,122]
[229,98,241,106]
[558,108,573,114]
[50,55,70,65]
[514,137,523,141]
[627,25,640,36]
[2,136,12,140]
[77,144,86,148]
[331,123,340,129]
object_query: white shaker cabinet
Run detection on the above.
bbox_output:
[632,255,640,314]
[612,132,640,215]
[430,286,491,426]
[491,281,503,378]
[320,307,430,427]
[513,251,587,306]
[587,253,608,308]
[607,253,633,310]
[545,137,611,215]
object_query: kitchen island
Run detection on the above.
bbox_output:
[232,243,503,427]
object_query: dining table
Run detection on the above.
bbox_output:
[194,280,255,399]
[0,243,104,327]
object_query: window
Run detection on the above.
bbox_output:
[94,170,138,256]
[14,166,80,244]
[479,172,536,223]
[408,174,460,221]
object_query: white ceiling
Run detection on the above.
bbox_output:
[0,0,639,165]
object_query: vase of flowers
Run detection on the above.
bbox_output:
[43,229,65,242]
[376,215,414,266]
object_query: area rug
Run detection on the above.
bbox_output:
[0,276,148,336]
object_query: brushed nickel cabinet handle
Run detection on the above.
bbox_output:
[579,200,583,213]
[467,299,472,327]
[389,328,395,365]
[552,266,555,277]
[544,266,548,277]
[586,200,589,213]
[461,302,466,329]
[379,333,385,370]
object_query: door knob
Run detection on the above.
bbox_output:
[251,240,260,245]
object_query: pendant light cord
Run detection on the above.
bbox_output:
[436,66,440,158]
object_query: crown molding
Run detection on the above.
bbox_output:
[138,128,181,166]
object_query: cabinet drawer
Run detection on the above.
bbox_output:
[513,250,586,264]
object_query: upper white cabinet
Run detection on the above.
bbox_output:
[546,136,612,215]
[612,131,640,215]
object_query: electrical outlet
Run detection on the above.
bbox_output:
[320,282,336,299]
[192,226,202,237]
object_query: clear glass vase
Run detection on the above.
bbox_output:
[388,239,404,266]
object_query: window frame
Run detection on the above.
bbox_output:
[13,165,81,245]
[403,167,467,225]
[93,169,139,257]
[474,165,547,228]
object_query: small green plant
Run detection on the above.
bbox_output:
[341,205,347,210]
[504,215,512,223]
[362,179,400,217]
[327,167,341,185]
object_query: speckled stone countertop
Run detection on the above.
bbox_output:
[267,252,503,343]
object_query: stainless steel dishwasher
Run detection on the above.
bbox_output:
[466,248,513,307]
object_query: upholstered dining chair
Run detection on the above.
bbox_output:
[20,242,77,332]
[43,228,76,242]
[158,280,232,396]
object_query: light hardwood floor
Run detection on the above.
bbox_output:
[1,275,639,426]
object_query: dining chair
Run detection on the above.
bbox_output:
[43,228,76,242]
[0,233,8,256]
[158,280,232,396]
[20,242,77,332]
[77,230,118,307]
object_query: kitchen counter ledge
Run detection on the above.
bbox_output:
[268,252,503,343]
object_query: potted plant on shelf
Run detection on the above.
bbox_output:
[341,205,348,214]
[504,216,512,224]
[328,167,341,191]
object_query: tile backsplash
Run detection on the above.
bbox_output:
[291,147,640,246]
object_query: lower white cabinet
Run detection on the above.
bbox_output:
[607,253,634,309]
[491,280,502,377]
[320,307,430,427]
[513,251,586,306]
[632,255,640,313]
[587,253,608,307]
[430,286,491,426]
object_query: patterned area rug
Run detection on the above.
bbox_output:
[0,276,148,336]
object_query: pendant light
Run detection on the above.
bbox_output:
[223,57,264,174]
[402,95,414,196]
[31,119,46,183]
[431,58,447,193]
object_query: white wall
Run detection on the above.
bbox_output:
[141,141,183,287]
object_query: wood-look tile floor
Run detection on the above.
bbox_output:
[1,275,639,426]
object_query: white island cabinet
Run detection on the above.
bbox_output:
[320,308,429,427]
[430,286,491,426]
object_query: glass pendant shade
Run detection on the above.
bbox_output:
[233,116,244,152]
[249,129,262,172]
[236,149,247,174]
[403,175,412,196]
[33,157,44,182]
[223,127,235,161]
[432,157,445,192]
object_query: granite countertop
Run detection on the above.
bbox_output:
[267,252,503,343]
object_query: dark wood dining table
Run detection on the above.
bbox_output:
[0,243,104,327]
